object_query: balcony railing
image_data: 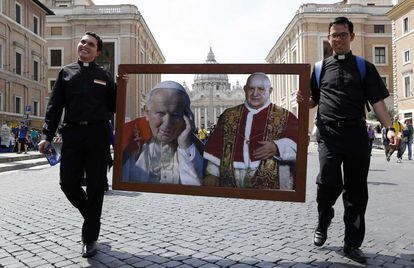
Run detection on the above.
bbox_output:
[297,3,392,16]
[53,5,140,16]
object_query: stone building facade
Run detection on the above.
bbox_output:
[0,0,53,129]
[42,0,164,122]
[387,0,414,122]
[189,48,245,130]
[266,0,394,131]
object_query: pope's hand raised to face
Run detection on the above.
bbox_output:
[177,115,193,149]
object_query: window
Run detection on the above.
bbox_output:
[50,49,62,67]
[374,46,387,65]
[15,96,22,114]
[404,112,412,119]
[374,25,385,33]
[404,50,410,64]
[15,52,21,75]
[139,50,145,94]
[404,75,412,97]
[33,15,39,35]
[15,3,22,24]
[281,75,286,98]
[33,101,39,116]
[51,27,62,35]
[49,79,56,92]
[0,43,2,68]
[403,17,409,34]
[44,97,49,113]
[291,50,297,63]
[291,75,298,95]
[0,92,3,111]
[380,76,387,88]
[33,60,39,81]
[292,106,298,117]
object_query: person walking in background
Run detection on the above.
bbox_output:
[30,129,40,151]
[299,17,395,264]
[401,118,413,160]
[367,124,375,156]
[38,32,117,258]
[9,130,16,153]
[17,121,29,154]
[390,115,404,163]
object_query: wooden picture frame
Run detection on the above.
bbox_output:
[113,64,310,202]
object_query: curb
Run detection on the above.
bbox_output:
[0,158,50,173]
[0,153,44,163]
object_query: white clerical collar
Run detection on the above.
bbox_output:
[244,100,271,114]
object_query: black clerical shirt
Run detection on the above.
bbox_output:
[310,52,389,124]
[43,60,116,142]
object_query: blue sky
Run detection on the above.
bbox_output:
[94,0,338,86]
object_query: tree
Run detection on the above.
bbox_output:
[366,105,397,122]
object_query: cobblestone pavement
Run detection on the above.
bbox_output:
[0,144,413,267]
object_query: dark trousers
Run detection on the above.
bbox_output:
[60,122,110,244]
[316,124,370,248]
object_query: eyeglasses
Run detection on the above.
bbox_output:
[328,32,349,39]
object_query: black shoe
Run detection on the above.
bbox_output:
[343,244,366,264]
[313,225,328,247]
[82,242,97,258]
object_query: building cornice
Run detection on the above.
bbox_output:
[46,4,165,62]
[266,3,393,62]
[32,0,54,15]
[387,0,414,20]
[138,16,165,62]
[0,14,48,43]
[394,29,414,42]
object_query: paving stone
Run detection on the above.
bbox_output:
[0,145,413,267]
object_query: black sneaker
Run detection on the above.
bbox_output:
[82,242,97,258]
[343,244,366,264]
[313,225,328,247]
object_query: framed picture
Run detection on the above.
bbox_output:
[113,64,310,202]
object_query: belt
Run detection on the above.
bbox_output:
[67,120,106,126]
[322,119,365,128]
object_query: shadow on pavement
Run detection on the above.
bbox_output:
[104,190,142,197]
[369,169,386,172]
[79,243,413,267]
[20,166,50,172]
[368,181,398,186]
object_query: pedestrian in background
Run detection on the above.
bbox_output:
[401,118,413,160]
[9,131,15,153]
[17,121,29,154]
[39,32,117,258]
[367,124,375,156]
[388,116,404,163]
[30,129,40,151]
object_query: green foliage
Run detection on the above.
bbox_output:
[366,105,397,122]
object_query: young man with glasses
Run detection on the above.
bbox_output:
[304,17,395,263]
